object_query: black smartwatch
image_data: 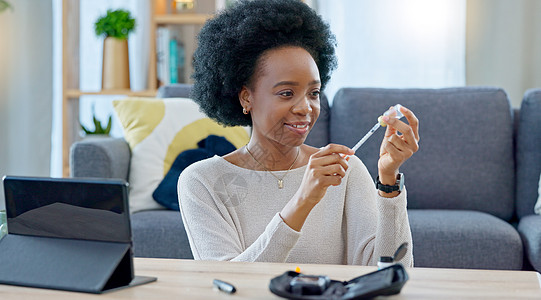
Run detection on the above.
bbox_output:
[375,173,404,193]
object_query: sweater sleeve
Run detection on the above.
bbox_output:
[343,156,413,267]
[178,162,301,262]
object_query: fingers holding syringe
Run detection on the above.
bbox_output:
[312,144,352,170]
[297,144,352,204]
[315,144,354,157]
[382,106,419,149]
[400,106,420,142]
[381,136,414,162]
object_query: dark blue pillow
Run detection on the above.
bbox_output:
[152,135,237,210]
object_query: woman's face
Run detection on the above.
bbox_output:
[241,46,321,150]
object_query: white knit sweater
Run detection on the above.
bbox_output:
[178,155,413,266]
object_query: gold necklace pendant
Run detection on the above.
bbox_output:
[245,146,300,190]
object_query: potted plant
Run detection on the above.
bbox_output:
[81,105,112,138]
[95,9,136,90]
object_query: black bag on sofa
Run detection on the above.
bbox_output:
[269,264,408,300]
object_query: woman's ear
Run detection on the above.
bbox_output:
[239,86,252,113]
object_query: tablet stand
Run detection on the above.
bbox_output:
[0,234,156,293]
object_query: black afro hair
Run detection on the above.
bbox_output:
[191,0,337,127]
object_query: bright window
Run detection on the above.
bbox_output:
[317,0,466,102]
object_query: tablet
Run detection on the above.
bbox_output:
[2,176,131,243]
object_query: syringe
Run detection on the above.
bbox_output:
[350,104,405,153]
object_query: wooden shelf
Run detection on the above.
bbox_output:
[65,89,158,98]
[61,1,216,176]
[154,14,212,25]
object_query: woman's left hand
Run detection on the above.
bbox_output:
[377,105,420,188]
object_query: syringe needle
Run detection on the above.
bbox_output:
[351,122,380,153]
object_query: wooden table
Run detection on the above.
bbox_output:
[1,258,540,299]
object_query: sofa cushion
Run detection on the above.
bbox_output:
[131,210,193,259]
[304,93,330,148]
[330,87,515,221]
[156,83,193,98]
[409,209,523,270]
[113,97,250,213]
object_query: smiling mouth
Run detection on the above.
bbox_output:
[284,122,310,134]
[288,124,308,129]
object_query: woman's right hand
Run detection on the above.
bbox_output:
[280,144,353,231]
[298,144,354,205]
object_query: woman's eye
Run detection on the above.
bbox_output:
[279,91,294,97]
[310,90,321,98]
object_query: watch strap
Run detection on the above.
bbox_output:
[375,173,404,193]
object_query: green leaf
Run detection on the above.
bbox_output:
[93,115,102,132]
[81,124,91,134]
[84,106,112,135]
[94,9,136,39]
[104,115,113,134]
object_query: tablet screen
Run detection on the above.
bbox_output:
[3,176,131,243]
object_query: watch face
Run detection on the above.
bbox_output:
[398,173,404,191]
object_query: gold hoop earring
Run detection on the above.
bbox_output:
[243,108,248,114]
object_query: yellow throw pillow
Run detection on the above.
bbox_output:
[113,97,250,213]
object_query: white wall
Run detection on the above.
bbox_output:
[0,1,53,210]
[467,0,541,107]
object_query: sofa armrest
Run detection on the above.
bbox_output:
[69,137,131,180]
[518,215,541,272]
[516,89,541,218]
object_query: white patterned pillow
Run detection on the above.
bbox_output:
[113,97,250,213]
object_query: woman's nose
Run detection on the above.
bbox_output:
[292,96,312,115]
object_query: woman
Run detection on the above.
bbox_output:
[178,0,419,266]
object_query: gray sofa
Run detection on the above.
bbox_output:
[70,85,541,271]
